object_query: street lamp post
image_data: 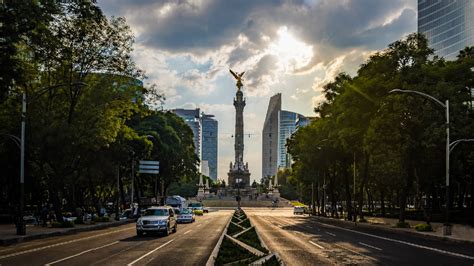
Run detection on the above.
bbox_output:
[16,82,87,235]
[389,89,452,234]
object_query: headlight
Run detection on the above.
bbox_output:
[136,219,143,225]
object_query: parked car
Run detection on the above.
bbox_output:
[177,208,195,223]
[136,206,177,237]
[294,206,305,215]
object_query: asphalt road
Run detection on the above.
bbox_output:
[0,210,232,266]
[245,207,474,266]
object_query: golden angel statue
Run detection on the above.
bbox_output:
[229,69,245,90]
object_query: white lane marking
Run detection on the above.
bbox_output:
[334,243,374,260]
[127,239,174,266]
[197,224,202,227]
[309,240,325,249]
[359,242,382,251]
[314,221,474,260]
[184,230,192,235]
[45,241,119,265]
[326,231,336,236]
[0,227,132,260]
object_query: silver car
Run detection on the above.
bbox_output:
[136,206,177,236]
[177,208,195,223]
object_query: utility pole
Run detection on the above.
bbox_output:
[17,93,26,235]
[311,182,315,215]
[353,152,356,223]
[130,155,134,208]
[161,178,165,206]
[116,167,120,221]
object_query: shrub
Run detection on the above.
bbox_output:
[51,221,75,228]
[74,217,84,224]
[231,216,241,223]
[395,221,410,228]
[215,236,257,265]
[94,216,110,223]
[227,221,243,236]
[291,201,306,207]
[414,223,432,232]
[240,218,251,228]
[236,227,268,253]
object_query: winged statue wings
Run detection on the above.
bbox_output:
[229,69,245,89]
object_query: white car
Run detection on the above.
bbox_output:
[136,206,177,236]
[177,208,195,223]
[294,206,305,215]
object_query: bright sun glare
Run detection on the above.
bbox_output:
[267,26,313,72]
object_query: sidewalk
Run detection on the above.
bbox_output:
[0,219,133,246]
[312,215,474,244]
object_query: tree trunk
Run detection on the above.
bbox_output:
[119,170,126,208]
[399,188,408,223]
[358,153,370,219]
[380,190,386,216]
[344,164,353,221]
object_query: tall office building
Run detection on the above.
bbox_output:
[172,108,202,157]
[172,108,218,180]
[418,0,474,59]
[201,114,218,180]
[262,94,281,179]
[279,111,305,169]
[262,94,307,177]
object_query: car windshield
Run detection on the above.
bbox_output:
[188,203,202,208]
[181,209,191,214]
[144,209,168,216]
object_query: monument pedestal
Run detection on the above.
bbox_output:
[272,188,280,199]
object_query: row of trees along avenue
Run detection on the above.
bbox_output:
[285,33,474,225]
[0,2,199,223]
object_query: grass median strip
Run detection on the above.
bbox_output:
[236,227,268,253]
[215,235,257,265]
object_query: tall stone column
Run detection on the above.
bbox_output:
[234,90,245,163]
[228,69,251,190]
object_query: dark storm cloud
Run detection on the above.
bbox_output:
[98,0,415,63]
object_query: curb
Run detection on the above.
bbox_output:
[206,214,233,266]
[0,219,134,246]
[310,216,474,245]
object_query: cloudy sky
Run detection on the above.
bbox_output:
[98,0,417,182]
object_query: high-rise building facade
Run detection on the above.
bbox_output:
[418,0,474,59]
[172,108,202,157]
[262,93,308,177]
[201,114,218,180]
[278,111,305,169]
[172,109,218,180]
[262,94,281,178]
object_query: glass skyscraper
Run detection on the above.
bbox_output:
[418,0,474,59]
[262,93,308,178]
[172,108,218,180]
[172,108,202,158]
[278,111,304,169]
[201,114,218,180]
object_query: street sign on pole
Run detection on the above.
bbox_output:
[139,160,159,174]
